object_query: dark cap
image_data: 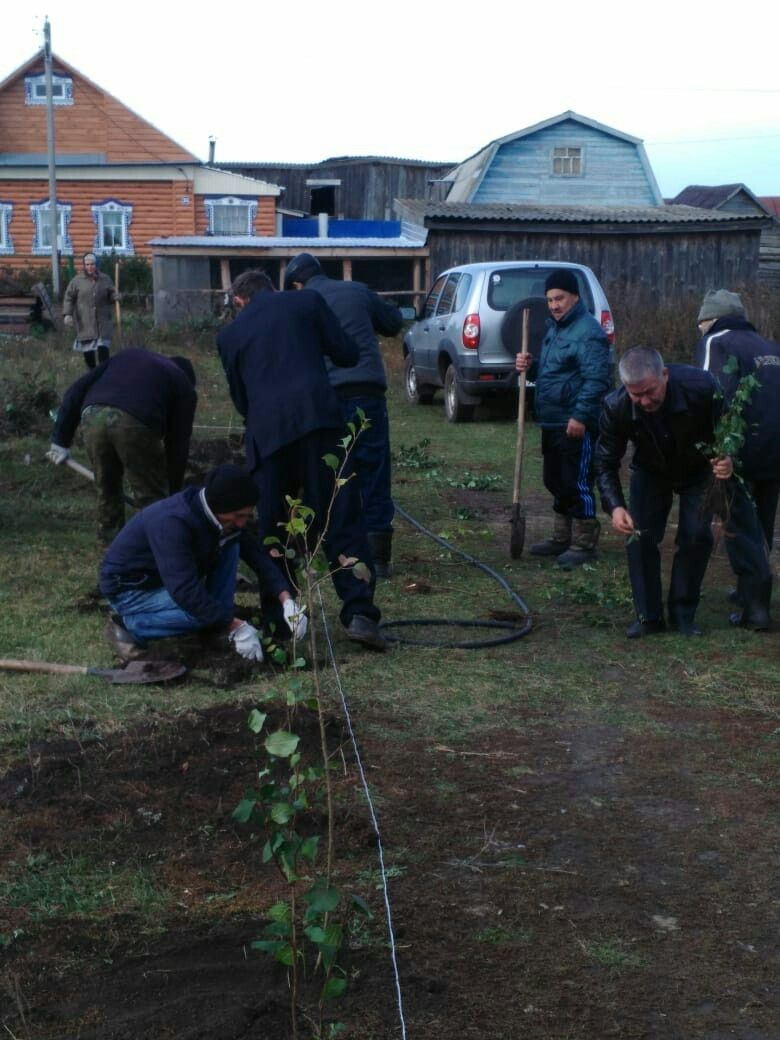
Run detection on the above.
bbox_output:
[204,464,258,514]
[283,252,322,290]
[544,269,579,296]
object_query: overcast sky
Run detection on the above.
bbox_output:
[3,1,778,198]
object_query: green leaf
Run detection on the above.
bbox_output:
[352,561,372,582]
[267,900,291,923]
[270,801,295,825]
[265,730,300,758]
[350,893,373,918]
[322,976,347,1000]
[304,884,340,913]
[232,798,256,824]
[300,835,319,862]
[247,709,267,734]
[251,939,295,965]
[305,925,327,943]
[323,453,339,471]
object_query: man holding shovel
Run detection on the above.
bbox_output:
[515,269,611,567]
[99,464,307,662]
[46,348,197,544]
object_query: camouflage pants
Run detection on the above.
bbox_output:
[81,406,169,544]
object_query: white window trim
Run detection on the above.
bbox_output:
[552,145,584,177]
[25,73,74,106]
[204,196,257,236]
[0,202,13,255]
[91,199,134,255]
[30,199,73,256]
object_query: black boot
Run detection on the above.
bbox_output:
[730,577,772,631]
[367,530,393,579]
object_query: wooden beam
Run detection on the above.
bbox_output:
[219,259,231,291]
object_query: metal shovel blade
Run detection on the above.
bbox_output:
[92,660,187,684]
[510,503,526,559]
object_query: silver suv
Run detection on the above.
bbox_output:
[403,260,614,422]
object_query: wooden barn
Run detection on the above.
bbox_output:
[216,155,455,222]
[670,184,780,287]
[395,199,770,305]
[441,112,663,208]
[0,51,280,267]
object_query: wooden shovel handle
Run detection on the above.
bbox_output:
[512,309,529,506]
[0,658,88,676]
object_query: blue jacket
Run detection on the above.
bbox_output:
[216,289,358,467]
[53,348,197,489]
[99,486,290,628]
[695,315,780,481]
[532,300,611,430]
[305,274,402,392]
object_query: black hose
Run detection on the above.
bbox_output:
[379,503,533,649]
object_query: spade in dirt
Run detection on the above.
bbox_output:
[0,657,186,685]
[510,307,530,558]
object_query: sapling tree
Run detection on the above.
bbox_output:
[233,413,373,1040]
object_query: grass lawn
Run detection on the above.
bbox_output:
[0,329,777,1040]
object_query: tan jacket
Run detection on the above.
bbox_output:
[63,271,116,341]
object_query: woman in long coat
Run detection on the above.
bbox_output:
[62,252,117,368]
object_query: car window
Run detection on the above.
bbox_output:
[423,275,448,319]
[486,268,594,312]
[453,273,472,312]
[435,273,461,316]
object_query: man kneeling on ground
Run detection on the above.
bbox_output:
[99,463,307,662]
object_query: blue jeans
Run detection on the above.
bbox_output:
[339,394,394,532]
[108,544,238,645]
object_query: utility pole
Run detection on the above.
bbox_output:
[43,18,60,297]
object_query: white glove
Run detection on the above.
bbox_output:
[229,621,264,662]
[63,315,74,326]
[46,443,70,465]
[283,598,308,639]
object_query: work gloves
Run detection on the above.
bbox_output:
[229,621,264,662]
[46,443,70,465]
[283,598,308,640]
[63,315,74,326]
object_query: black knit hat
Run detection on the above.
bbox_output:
[283,252,322,290]
[544,269,579,296]
[204,464,258,513]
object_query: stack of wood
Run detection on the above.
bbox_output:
[0,276,49,334]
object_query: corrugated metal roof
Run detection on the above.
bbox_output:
[670,184,744,208]
[395,199,766,225]
[758,196,780,219]
[215,155,455,169]
[149,235,426,248]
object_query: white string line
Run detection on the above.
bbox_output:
[317,586,408,1040]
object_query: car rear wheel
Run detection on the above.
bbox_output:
[404,355,435,405]
[443,365,475,423]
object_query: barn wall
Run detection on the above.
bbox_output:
[425,226,763,303]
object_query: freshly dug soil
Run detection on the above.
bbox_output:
[1,695,777,1039]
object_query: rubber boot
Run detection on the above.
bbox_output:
[530,513,572,557]
[367,530,393,579]
[556,518,600,569]
[729,577,772,631]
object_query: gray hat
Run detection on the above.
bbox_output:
[698,289,745,322]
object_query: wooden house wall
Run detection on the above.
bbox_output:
[225,161,452,220]
[720,194,768,217]
[0,178,196,263]
[425,226,762,303]
[473,122,658,207]
[0,63,195,162]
